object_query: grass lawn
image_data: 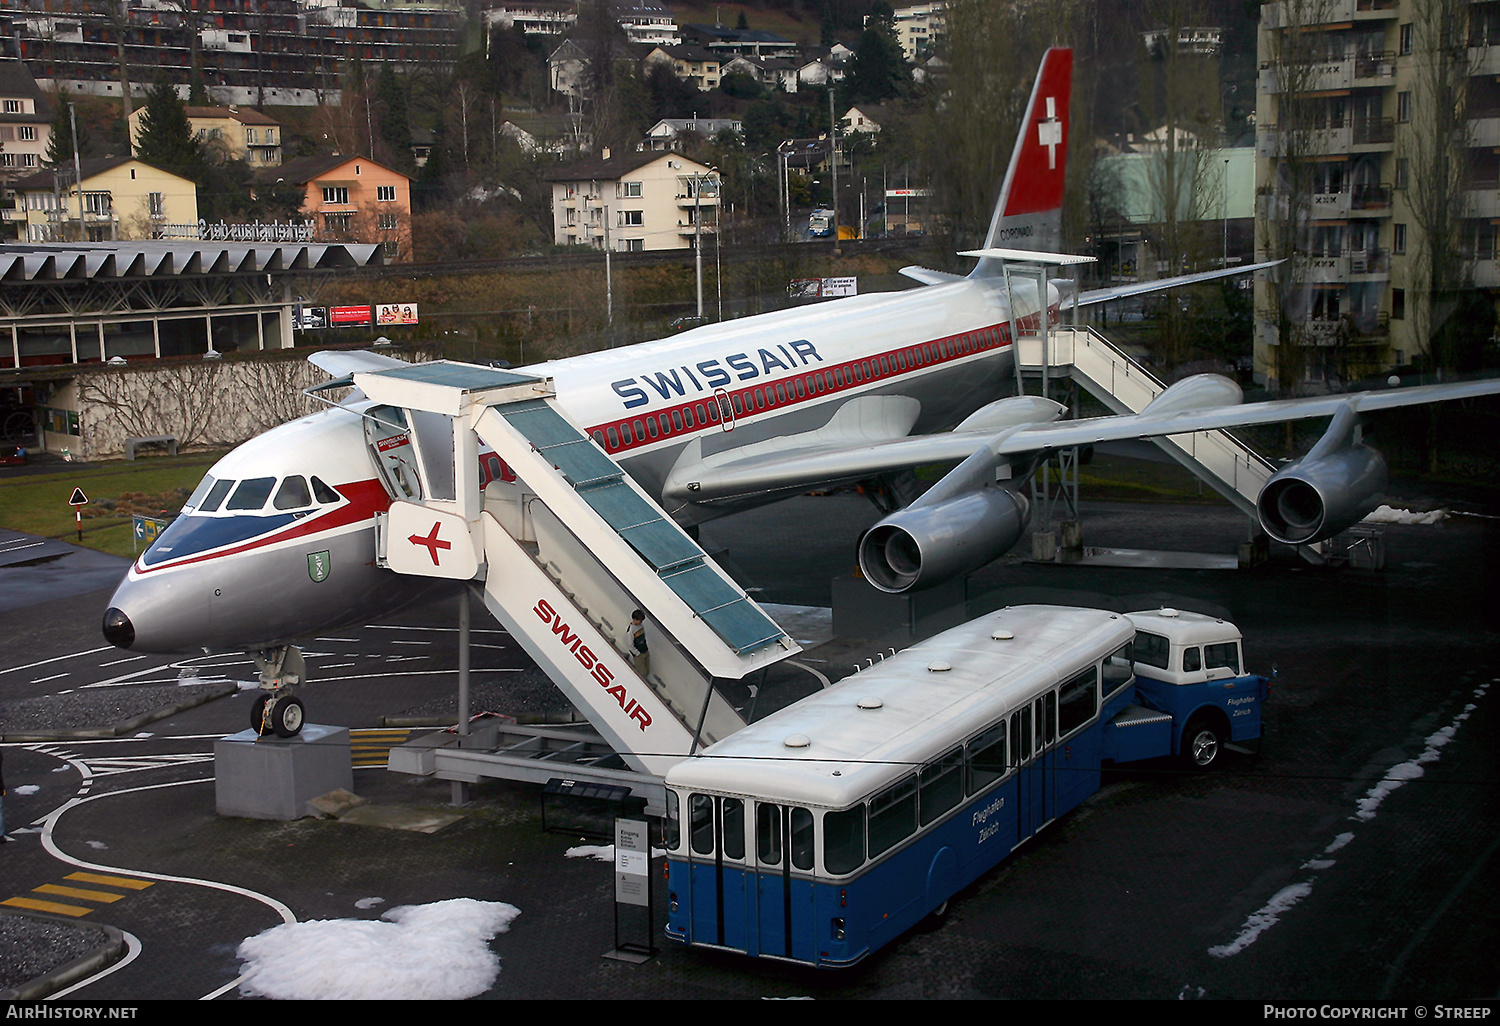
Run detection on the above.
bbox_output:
[0,452,226,559]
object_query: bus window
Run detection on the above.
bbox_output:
[1017,705,1033,763]
[756,803,781,865]
[790,807,814,871]
[1205,642,1241,675]
[722,797,745,860]
[1183,647,1202,673]
[868,776,918,858]
[823,806,865,875]
[967,721,1007,794]
[690,794,714,855]
[919,748,963,825]
[1042,691,1057,745]
[1058,667,1098,736]
[1102,642,1134,694]
[664,791,681,850]
[1135,631,1170,669]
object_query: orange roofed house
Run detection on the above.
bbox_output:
[257,154,412,261]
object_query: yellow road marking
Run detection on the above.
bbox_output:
[2,896,94,917]
[33,884,124,903]
[65,872,154,890]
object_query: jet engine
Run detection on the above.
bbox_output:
[859,486,1031,593]
[1255,403,1387,545]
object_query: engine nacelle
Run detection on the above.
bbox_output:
[859,487,1030,593]
[1256,444,1387,545]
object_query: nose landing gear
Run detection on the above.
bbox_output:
[251,646,308,738]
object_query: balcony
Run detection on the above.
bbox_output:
[1310,190,1351,218]
[1351,117,1394,148]
[1257,124,1352,158]
[1259,56,1354,95]
[1351,183,1392,213]
[1354,51,1396,81]
[1348,247,1390,276]
[1465,187,1500,219]
[1294,254,1348,283]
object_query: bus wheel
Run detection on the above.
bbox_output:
[917,899,950,932]
[1182,717,1223,770]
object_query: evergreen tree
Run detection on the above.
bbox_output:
[377,65,413,172]
[843,7,911,105]
[133,78,205,181]
[44,92,89,166]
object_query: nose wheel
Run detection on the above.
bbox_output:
[251,691,306,738]
[251,645,309,738]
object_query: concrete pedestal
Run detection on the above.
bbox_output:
[215,724,353,820]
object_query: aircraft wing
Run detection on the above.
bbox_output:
[307,349,409,380]
[666,376,1500,503]
[899,265,966,285]
[1072,260,1282,307]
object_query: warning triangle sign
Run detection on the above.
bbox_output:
[68,487,88,506]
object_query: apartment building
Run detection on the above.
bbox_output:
[0,58,50,239]
[890,3,947,63]
[129,105,283,168]
[261,153,412,260]
[1254,0,1492,387]
[11,155,197,242]
[545,150,717,252]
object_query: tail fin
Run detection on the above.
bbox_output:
[972,47,1072,278]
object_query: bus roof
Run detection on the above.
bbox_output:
[1124,607,1242,646]
[666,605,1135,809]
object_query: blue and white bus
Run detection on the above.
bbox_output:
[661,604,1269,967]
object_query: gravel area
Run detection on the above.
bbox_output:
[0,913,106,994]
[0,681,233,735]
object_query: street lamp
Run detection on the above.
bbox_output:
[693,166,719,320]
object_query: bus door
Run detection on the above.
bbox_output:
[686,793,750,952]
[753,802,817,962]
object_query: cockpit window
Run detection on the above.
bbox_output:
[273,476,312,510]
[225,477,276,511]
[310,476,342,504]
[183,475,216,511]
[185,476,235,513]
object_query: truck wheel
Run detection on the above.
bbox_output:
[1181,717,1223,770]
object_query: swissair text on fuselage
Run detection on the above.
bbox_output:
[611,339,824,410]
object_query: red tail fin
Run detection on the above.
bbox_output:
[976,47,1072,270]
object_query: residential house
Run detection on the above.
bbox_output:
[549,38,592,100]
[484,3,578,40]
[841,105,890,136]
[680,24,799,60]
[797,57,845,89]
[611,0,680,46]
[11,156,197,242]
[643,45,722,91]
[891,3,947,63]
[259,154,412,261]
[720,55,800,94]
[544,149,717,251]
[129,105,283,169]
[641,118,742,151]
[0,59,51,240]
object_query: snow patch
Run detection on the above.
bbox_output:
[1209,883,1314,958]
[236,898,520,1001]
[1362,505,1448,525]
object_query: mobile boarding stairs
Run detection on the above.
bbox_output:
[350,362,800,814]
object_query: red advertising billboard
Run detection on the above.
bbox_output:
[330,305,373,327]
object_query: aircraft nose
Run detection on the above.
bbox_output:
[102,607,135,649]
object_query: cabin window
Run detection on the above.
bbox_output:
[775,383,787,403]
[868,776,918,857]
[1102,641,1134,694]
[633,419,646,441]
[592,430,605,446]
[707,401,721,422]
[226,477,276,511]
[967,721,1007,793]
[794,378,806,398]
[823,806,865,874]
[273,476,312,510]
[620,422,634,444]
[863,360,872,378]
[722,797,746,860]
[790,807,814,870]
[664,791,681,850]
[1134,631,1171,670]
[1205,642,1241,675]
[1183,647,1202,673]
[753,389,765,409]
[689,794,714,855]
[834,367,844,387]
[660,413,672,435]
[645,417,658,438]
[607,427,620,448]
[732,394,744,415]
[1058,667,1099,736]
[695,402,708,424]
[756,803,781,865]
[672,410,684,431]
[880,356,891,375]
[919,748,963,825]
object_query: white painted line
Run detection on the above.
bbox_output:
[99,655,150,667]
[0,646,115,677]
[29,673,69,684]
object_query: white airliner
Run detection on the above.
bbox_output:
[102,48,1499,693]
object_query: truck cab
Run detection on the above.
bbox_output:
[1104,608,1269,769]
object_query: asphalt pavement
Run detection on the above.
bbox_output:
[0,490,1497,1002]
